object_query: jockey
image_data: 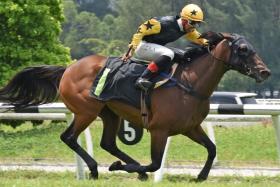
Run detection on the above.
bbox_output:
[122,4,208,91]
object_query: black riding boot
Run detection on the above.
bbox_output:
[135,55,172,91]
[135,68,155,91]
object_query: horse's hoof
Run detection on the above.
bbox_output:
[89,171,98,180]
[195,175,207,182]
[109,161,122,171]
[137,172,148,181]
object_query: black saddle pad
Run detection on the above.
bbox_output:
[90,57,159,109]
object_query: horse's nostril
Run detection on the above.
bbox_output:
[260,70,271,79]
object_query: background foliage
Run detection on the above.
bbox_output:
[0,0,71,86]
[0,0,279,97]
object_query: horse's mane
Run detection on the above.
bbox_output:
[184,32,227,64]
[206,32,226,46]
[207,32,243,45]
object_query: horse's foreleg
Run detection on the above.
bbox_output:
[60,115,99,179]
[110,129,168,174]
[99,107,148,180]
[184,126,216,181]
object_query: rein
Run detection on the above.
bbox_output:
[163,36,249,101]
[167,39,232,100]
[207,42,233,70]
[207,45,226,63]
[169,42,231,101]
[176,80,209,100]
[207,38,254,77]
[160,72,208,100]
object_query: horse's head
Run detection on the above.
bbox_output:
[206,33,271,83]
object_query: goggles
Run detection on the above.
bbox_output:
[188,20,201,27]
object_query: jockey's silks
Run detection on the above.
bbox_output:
[129,16,207,50]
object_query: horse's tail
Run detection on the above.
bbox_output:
[0,65,66,109]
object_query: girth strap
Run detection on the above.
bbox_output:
[140,91,149,129]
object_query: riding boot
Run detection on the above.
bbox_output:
[136,55,172,91]
[135,65,156,91]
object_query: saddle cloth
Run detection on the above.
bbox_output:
[90,57,177,109]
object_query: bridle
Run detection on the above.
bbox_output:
[169,34,257,101]
[207,44,227,63]
[206,41,235,70]
[206,35,256,76]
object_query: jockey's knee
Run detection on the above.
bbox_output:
[161,49,175,60]
[154,55,173,71]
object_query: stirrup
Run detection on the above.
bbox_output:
[135,78,153,91]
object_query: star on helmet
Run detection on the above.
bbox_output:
[191,10,197,16]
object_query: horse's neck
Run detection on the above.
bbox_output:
[181,54,227,98]
[193,55,225,97]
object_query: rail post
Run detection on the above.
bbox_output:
[154,137,171,182]
[272,115,280,161]
[84,127,94,157]
[205,122,218,165]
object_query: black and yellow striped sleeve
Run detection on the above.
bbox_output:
[129,18,161,49]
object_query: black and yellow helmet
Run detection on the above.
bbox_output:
[180,4,204,22]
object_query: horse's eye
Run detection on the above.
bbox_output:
[238,44,248,54]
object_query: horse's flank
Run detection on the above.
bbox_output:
[59,55,107,115]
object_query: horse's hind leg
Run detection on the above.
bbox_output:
[184,125,216,181]
[99,107,148,180]
[60,114,99,179]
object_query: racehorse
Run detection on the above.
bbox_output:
[0,33,270,181]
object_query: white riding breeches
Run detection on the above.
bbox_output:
[131,41,175,63]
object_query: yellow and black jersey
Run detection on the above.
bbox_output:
[129,16,207,50]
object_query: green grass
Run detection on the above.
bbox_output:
[1,170,280,187]
[0,121,279,167]
[0,122,74,163]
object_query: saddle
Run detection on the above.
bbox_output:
[90,57,166,109]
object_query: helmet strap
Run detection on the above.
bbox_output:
[181,19,193,32]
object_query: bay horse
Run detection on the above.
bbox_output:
[0,33,270,181]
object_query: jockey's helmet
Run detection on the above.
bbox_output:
[180,4,204,22]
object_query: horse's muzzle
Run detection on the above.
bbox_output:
[256,69,271,83]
